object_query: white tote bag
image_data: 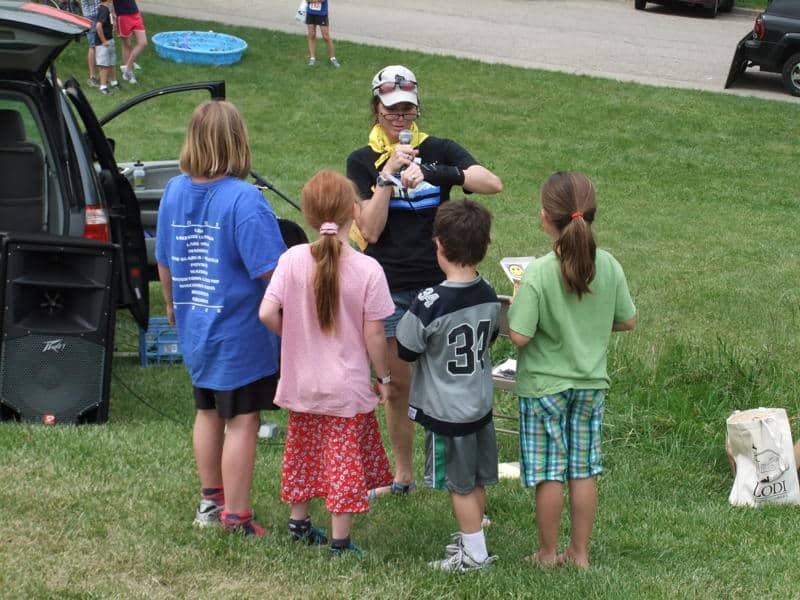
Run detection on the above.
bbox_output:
[294,0,307,22]
[726,407,800,507]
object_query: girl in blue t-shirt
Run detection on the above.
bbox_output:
[508,171,637,569]
[156,100,286,537]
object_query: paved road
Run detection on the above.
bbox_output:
[139,0,797,104]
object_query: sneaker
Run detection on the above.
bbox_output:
[445,532,462,556]
[290,524,328,545]
[110,80,120,89]
[133,62,141,70]
[221,511,267,537]
[307,57,317,66]
[122,70,137,84]
[193,498,223,527]
[330,540,365,557]
[99,86,111,95]
[429,542,497,572]
[329,57,340,68]
[87,76,99,88]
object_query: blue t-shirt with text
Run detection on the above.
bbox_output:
[156,175,286,390]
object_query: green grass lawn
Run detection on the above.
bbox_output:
[1,11,799,600]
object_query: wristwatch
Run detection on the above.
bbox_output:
[376,173,394,188]
[378,371,392,385]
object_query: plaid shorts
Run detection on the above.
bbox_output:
[518,389,605,487]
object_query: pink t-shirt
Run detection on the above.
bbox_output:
[264,244,394,417]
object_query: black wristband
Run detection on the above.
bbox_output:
[420,163,465,187]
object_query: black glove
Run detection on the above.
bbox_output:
[420,163,465,187]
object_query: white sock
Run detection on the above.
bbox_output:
[460,530,488,562]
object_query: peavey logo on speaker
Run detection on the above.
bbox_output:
[42,339,67,353]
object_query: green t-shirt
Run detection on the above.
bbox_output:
[508,249,636,398]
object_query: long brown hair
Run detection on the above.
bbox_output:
[540,171,597,299]
[301,171,358,333]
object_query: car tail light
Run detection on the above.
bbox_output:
[754,15,765,40]
[84,206,111,242]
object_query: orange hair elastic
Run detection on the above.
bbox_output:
[571,211,584,219]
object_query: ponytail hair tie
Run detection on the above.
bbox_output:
[319,222,339,235]
[571,211,584,219]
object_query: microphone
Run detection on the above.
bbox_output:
[397,129,413,197]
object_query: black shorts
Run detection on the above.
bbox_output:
[305,13,329,26]
[193,374,279,419]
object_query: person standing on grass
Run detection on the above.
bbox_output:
[305,1,339,67]
[395,200,501,572]
[259,170,394,556]
[347,64,503,497]
[94,0,120,95]
[156,100,286,537]
[508,171,637,569]
[80,0,100,88]
[112,0,146,84]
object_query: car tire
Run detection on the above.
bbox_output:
[720,0,734,12]
[634,0,646,9]
[781,52,800,97]
[706,0,719,17]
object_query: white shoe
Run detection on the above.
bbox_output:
[193,498,223,527]
[133,62,141,70]
[429,541,497,572]
[445,532,462,556]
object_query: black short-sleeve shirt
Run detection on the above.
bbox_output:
[346,136,478,291]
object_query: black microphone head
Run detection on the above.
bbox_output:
[399,129,413,145]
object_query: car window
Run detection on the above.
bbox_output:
[0,97,43,144]
[0,94,65,233]
[768,0,800,18]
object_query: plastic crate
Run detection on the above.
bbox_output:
[138,317,182,367]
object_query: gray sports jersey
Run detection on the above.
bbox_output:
[396,277,499,436]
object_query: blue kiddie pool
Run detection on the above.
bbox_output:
[152,31,248,66]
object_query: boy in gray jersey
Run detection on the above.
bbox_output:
[396,200,500,572]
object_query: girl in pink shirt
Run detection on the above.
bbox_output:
[259,170,394,555]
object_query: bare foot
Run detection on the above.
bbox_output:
[525,552,559,568]
[557,551,590,570]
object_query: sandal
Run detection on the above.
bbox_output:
[389,481,417,495]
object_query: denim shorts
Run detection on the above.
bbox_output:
[85,25,98,48]
[384,288,420,338]
[519,389,606,487]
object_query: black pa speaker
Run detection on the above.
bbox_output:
[0,233,118,424]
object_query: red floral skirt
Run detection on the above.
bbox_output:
[281,410,393,513]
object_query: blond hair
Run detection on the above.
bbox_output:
[179,100,252,179]
[301,171,359,333]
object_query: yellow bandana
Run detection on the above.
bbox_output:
[350,124,429,251]
[368,122,429,169]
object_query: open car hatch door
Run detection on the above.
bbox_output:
[63,78,149,329]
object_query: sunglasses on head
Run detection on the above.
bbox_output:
[373,77,417,96]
